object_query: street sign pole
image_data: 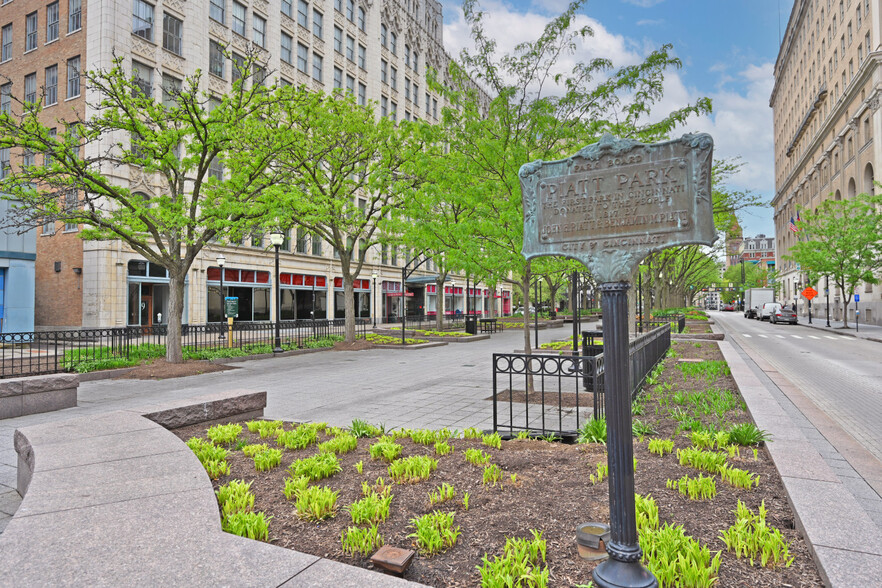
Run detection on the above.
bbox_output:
[854,294,860,332]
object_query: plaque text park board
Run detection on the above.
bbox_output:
[519,133,716,282]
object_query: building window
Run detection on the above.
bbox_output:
[209,40,225,78]
[133,0,154,42]
[381,59,387,83]
[42,215,55,235]
[381,23,387,47]
[390,31,397,55]
[210,0,225,24]
[425,92,430,114]
[334,0,342,11]
[296,227,308,253]
[161,73,180,107]
[208,155,224,179]
[390,66,396,89]
[47,2,60,43]
[381,95,387,117]
[69,0,82,32]
[333,67,342,89]
[357,44,366,69]
[45,65,58,106]
[390,100,397,121]
[297,0,308,28]
[1,25,11,63]
[67,56,81,98]
[345,0,354,22]
[345,35,354,61]
[432,97,437,118]
[64,190,78,231]
[405,44,410,67]
[163,13,183,55]
[24,73,37,104]
[253,15,266,47]
[312,235,322,256]
[0,83,10,115]
[232,2,246,37]
[346,74,354,95]
[231,53,245,83]
[381,244,388,264]
[132,61,152,98]
[413,83,419,102]
[413,51,418,73]
[297,43,308,73]
[358,82,366,106]
[282,0,292,17]
[0,147,8,179]
[334,26,342,54]
[26,12,37,52]
[253,64,266,86]
[281,32,293,63]
[404,77,410,101]
[357,7,365,32]
[312,9,323,38]
[312,53,323,81]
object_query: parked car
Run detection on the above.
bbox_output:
[721,303,736,311]
[770,305,798,325]
[745,306,761,319]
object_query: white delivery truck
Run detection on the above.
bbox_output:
[744,288,775,319]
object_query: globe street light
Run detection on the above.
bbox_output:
[269,231,285,353]
[217,253,226,341]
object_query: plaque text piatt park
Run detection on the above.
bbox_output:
[520,133,716,283]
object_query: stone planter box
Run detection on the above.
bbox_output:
[0,373,78,419]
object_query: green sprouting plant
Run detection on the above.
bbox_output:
[631,400,646,416]
[589,462,609,485]
[516,431,530,440]
[461,491,471,511]
[578,417,607,444]
[434,440,454,456]
[354,460,364,474]
[509,474,519,485]
[482,432,502,449]
[464,448,492,466]
[725,444,741,459]
[539,433,560,442]
[369,437,403,462]
[253,448,282,472]
[295,485,339,521]
[719,501,793,568]
[410,429,441,445]
[483,463,503,487]
[463,427,483,439]
[283,475,310,500]
[677,360,730,381]
[666,474,717,500]
[341,524,383,557]
[203,459,230,479]
[672,390,689,405]
[216,480,254,517]
[635,494,660,532]
[714,431,731,449]
[350,418,384,438]
[676,447,728,474]
[206,423,243,445]
[428,482,456,506]
[752,448,759,460]
[407,511,461,556]
[288,452,342,482]
[640,521,722,587]
[362,477,392,498]
[718,464,760,490]
[689,430,714,449]
[346,491,393,524]
[251,420,284,438]
[693,342,702,348]
[477,530,549,588]
[675,418,706,435]
[318,432,358,455]
[388,455,438,484]
[727,422,770,446]
[241,443,269,457]
[389,428,413,440]
[632,419,657,437]
[186,437,230,479]
[222,511,271,541]
[276,426,319,450]
[246,420,262,433]
[647,438,674,457]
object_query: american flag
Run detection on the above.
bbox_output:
[789,216,798,233]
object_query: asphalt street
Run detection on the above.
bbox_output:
[711,310,882,463]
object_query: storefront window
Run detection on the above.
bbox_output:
[127,260,175,326]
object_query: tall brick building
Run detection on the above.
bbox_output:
[0,0,512,330]
[771,0,880,324]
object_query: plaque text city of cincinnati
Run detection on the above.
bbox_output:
[519,133,716,283]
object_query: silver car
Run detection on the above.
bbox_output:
[763,303,798,324]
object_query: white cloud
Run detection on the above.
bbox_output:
[623,0,666,7]
[637,19,665,26]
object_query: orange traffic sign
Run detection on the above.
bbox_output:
[802,287,818,300]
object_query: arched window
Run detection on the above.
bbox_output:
[863,163,874,195]
[847,177,856,199]
[835,189,842,201]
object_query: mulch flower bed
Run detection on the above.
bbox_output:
[174,340,823,587]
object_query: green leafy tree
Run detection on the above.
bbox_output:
[0,56,297,362]
[413,0,711,354]
[265,91,424,342]
[785,194,882,327]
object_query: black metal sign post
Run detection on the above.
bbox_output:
[519,134,716,588]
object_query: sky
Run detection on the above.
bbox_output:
[438,0,796,238]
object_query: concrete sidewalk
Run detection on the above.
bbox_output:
[796,314,882,343]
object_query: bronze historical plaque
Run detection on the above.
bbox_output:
[519,133,715,282]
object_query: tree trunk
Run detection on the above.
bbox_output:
[435,274,446,330]
[340,256,357,342]
[843,299,850,328]
[522,271,532,356]
[166,271,186,363]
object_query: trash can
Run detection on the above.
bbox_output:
[581,330,603,391]
[465,316,478,335]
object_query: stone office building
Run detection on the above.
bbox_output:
[0,0,510,329]
[771,0,880,325]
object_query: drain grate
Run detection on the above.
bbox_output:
[463,364,476,367]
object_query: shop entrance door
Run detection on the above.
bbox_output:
[140,284,153,328]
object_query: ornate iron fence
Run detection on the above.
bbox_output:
[491,324,671,437]
[638,313,685,334]
[0,319,368,379]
